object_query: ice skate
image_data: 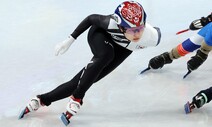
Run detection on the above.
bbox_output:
[184,93,207,114]
[19,96,42,119]
[60,96,82,126]
[148,52,172,69]
[184,101,195,114]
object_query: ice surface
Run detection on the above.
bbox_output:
[0,0,212,127]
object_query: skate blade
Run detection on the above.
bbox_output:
[18,107,29,119]
[184,101,192,114]
[140,67,150,74]
[183,70,191,79]
[60,113,70,126]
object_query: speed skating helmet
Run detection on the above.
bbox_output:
[114,1,146,28]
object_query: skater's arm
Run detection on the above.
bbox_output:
[55,14,111,56]
[71,14,111,39]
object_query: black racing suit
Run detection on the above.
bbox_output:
[38,14,160,106]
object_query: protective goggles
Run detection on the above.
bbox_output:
[124,24,145,34]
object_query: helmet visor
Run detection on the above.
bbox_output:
[124,24,145,34]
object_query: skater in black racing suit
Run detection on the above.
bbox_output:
[20,1,161,124]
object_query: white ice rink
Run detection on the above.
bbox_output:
[0,0,212,127]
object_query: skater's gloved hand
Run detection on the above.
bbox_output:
[187,49,208,71]
[55,36,75,56]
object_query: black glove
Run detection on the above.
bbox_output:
[187,49,208,71]
[189,13,212,30]
[148,52,172,69]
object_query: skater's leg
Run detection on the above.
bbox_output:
[71,26,116,99]
[62,38,132,122]
[31,26,114,108]
[61,27,117,121]
[184,87,212,114]
[93,42,132,83]
[19,69,85,119]
[39,69,85,106]
[193,86,212,107]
